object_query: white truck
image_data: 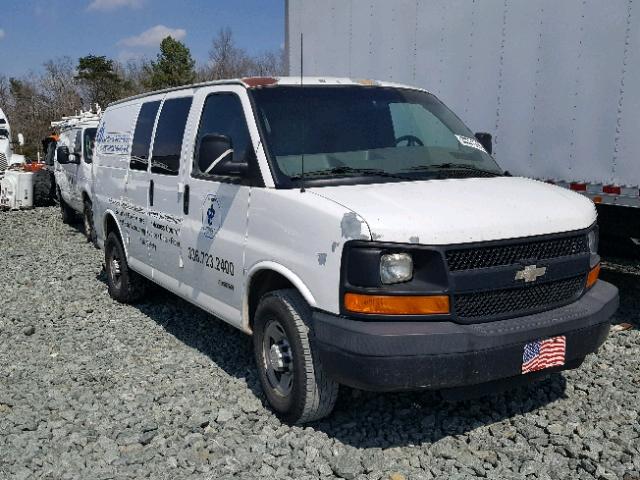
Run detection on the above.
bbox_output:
[0,108,32,210]
[0,108,26,175]
[285,0,640,253]
[0,108,11,174]
[92,77,618,423]
[52,110,100,240]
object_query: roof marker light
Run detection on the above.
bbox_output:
[242,77,278,88]
[570,182,587,192]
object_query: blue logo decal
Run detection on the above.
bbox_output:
[206,204,216,226]
[201,194,222,239]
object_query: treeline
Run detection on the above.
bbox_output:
[0,28,284,159]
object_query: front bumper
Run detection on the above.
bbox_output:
[312,280,619,391]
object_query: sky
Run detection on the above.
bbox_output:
[0,0,285,77]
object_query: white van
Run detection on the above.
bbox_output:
[53,111,100,240]
[92,77,618,423]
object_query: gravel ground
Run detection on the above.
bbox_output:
[1,207,638,480]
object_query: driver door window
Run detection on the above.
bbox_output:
[193,93,253,180]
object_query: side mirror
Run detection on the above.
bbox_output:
[56,146,70,164]
[17,133,25,146]
[69,152,81,164]
[474,132,492,155]
[197,133,248,176]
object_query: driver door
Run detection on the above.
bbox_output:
[179,86,259,328]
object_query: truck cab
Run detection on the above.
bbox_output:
[53,111,100,239]
[92,77,618,424]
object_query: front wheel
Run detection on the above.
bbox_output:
[83,199,97,246]
[58,188,76,225]
[253,289,338,424]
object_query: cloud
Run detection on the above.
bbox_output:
[0,29,5,40]
[87,0,144,11]
[118,25,186,48]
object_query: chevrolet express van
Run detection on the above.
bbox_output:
[53,110,100,239]
[92,77,618,423]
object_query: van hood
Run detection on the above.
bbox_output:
[309,176,596,245]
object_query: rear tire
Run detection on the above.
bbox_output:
[58,188,76,225]
[253,289,338,424]
[104,232,146,303]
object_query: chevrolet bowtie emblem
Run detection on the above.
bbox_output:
[515,264,547,283]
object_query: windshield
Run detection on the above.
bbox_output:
[252,86,502,188]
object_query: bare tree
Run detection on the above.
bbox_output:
[206,27,254,80]
[41,58,83,115]
[117,58,150,96]
[0,75,12,111]
[251,49,286,77]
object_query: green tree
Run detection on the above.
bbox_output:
[145,36,196,89]
[76,55,126,107]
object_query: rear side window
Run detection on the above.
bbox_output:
[130,100,160,171]
[151,97,193,176]
[194,93,253,176]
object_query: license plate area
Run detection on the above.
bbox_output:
[522,335,566,374]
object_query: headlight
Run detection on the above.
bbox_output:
[380,253,413,284]
[587,229,599,254]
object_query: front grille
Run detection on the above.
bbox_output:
[454,275,585,321]
[446,234,588,271]
[0,153,7,172]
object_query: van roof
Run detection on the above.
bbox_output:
[108,76,426,107]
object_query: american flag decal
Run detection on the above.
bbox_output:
[522,336,566,374]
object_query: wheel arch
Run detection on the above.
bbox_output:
[103,210,128,258]
[243,261,317,333]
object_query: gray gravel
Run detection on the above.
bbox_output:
[1,207,639,480]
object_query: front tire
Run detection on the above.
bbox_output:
[104,232,146,303]
[253,289,338,424]
[58,188,76,225]
[83,198,97,246]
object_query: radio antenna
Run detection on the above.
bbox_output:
[299,32,306,193]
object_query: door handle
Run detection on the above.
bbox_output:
[149,179,154,207]
[183,184,190,215]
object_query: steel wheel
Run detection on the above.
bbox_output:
[104,232,147,304]
[83,206,92,236]
[107,244,123,291]
[262,318,294,397]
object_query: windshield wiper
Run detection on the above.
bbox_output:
[405,163,502,176]
[290,166,410,181]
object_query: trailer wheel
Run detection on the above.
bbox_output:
[58,188,76,225]
[253,289,338,424]
[83,198,97,246]
[104,232,146,303]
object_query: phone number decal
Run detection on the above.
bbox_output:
[187,247,235,276]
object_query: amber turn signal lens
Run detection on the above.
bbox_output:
[586,263,601,289]
[344,293,450,315]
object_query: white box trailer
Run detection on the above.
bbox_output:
[285,0,640,248]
